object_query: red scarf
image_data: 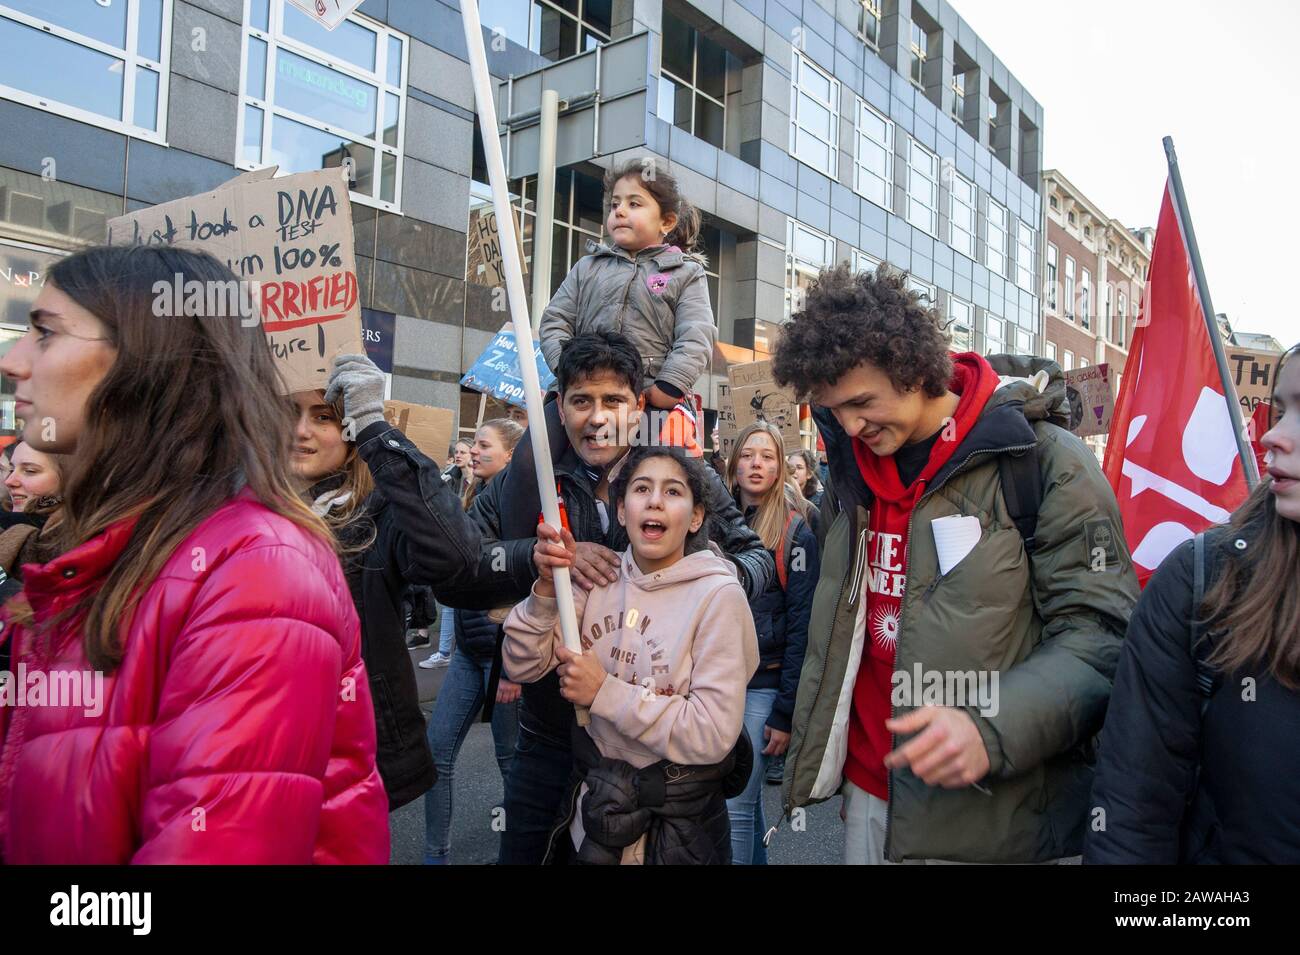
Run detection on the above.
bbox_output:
[843,353,998,799]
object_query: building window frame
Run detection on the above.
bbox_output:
[1117,289,1128,347]
[948,296,973,351]
[237,0,409,212]
[857,0,881,48]
[786,218,835,318]
[1014,219,1034,291]
[1063,255,1075,321]
[908,21,927,87]
[1079,266,1091,331]
[1063,349,1074,371]
[1044,339,1056,362]
[1045,243,1058,311]
[851,248,880,274]
[789,50,840,179]
[657,10,727,149]
[948,171,976,260]
[985,197,1008,278]
[904,137,939,237]
[529,0,611,61]
[853,99,893,211]
[983,312,1003,355]
[0,0,174,145]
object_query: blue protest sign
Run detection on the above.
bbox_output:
[460,327,555,407]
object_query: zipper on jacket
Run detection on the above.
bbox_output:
[541,776,583,866]
[882,440,1034,862]
[781,508,865,821]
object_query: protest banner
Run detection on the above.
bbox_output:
[286,0,368,31]
[1065,363,1115,438]
[1225,346,1282,417]
[383,400,453,462]
[460,326,556,407]
[716,381,738,459]
[728,360,802,452]
[106,166,364,395]
[466,205,528,288]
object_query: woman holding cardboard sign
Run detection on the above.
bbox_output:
[290,351,485,813]
[0,245,389,863]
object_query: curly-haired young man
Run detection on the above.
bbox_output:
[774,264,1138,864]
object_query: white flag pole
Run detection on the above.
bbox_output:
[460,0,589,723]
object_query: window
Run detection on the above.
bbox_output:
[985,198,1008,278]
[909,22,927,86]
[908,277,936,306]
[1046,243,1058,311]
[983,313,1003,355]
[239,0,408,210]
[790,51,840,178]
[858,0,881,47]
[852,248,880,274]
[786,219,835,318]
[528,0,611,61]
[1117,290,1128,347]
[1063,256,1075,321]
[987,95,999,132]
[0,0,172,142]
[1084,225,1092,239]
[905,138,939,236]
[1044,340,1056,362]
[1063,349,1074,371]
[948,172,976,260]
[950,70,965,121]
[1015,327,1033,353]
[1079,267,1091,330]
[1067,211,1076,227]
[658,12,728,149]
[948,297,973,351]
[1049,195,1059,210]
[1015,220,1034,290]
[698,221,724,323]
[853,100,893,210]
[1104,282,1113,341]
[1079,356,1089,368]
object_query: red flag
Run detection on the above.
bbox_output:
[1102,184,1250,586]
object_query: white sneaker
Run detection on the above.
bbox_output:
[418,651,451,669]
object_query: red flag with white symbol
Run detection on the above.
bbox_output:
[1102,184,1250,586]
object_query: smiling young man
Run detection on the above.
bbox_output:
[773,263,1138,864]
[440,331,773,864]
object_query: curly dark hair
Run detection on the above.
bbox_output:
[610,446,711,552]
[555,330,644,395]
[771,262,953,400]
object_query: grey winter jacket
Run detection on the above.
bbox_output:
[539,241,716,396]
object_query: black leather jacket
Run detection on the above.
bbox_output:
[315,421,483,811]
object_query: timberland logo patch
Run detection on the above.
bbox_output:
[1084,518,1120,572]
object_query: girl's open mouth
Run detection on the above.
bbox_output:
[640,520,666,541]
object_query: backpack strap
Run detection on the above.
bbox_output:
[776,508,801,591]
[998,446,1042,558]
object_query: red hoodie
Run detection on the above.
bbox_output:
[843,353,998,799]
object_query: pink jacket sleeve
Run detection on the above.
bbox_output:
[502,580,590,684]
[130,542,389,864]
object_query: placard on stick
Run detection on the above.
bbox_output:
[1064,363,1115,438]
[383,400,453,463]
[1225,346,1282,417]
[728,360,802,452]
[106,166,364,395]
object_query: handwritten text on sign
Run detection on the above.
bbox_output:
[106,166,363,394]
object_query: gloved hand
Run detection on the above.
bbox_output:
[324,353,387,437]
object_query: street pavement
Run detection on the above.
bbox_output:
[391,640,844,864]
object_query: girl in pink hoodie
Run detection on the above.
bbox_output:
[504,446,758,864]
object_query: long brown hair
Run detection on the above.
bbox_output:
[1200,345,1300,688]
[604,159,703,260]
[17,245,331,671]
[462,417,524,510]
[726,422,802,550]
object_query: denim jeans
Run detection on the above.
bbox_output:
[435,601,455,656]
[422,648,519,863]
[498,722,574,865]
[726,686,777,865]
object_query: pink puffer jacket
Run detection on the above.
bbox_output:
[0,490,390,864]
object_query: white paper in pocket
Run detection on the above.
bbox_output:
[931,515,982,576]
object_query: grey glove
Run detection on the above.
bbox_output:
[324,353,387,437]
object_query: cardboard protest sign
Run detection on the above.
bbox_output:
[286,0,367,31]
[460,326,555,407]
[383,400,454,463]
[1225,346,1282,417]
[465,206,528,288]
[107,166,364,395]
[715,381,738,460]
[728,360,802,452]
[1064,363,1115,438]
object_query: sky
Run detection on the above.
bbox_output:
[952,0,1298,347]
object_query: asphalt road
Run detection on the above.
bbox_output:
[391,642,845,865]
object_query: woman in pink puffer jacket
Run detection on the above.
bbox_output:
[0,245,389,864]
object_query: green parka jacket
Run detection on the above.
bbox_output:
[782,356,1139,862]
